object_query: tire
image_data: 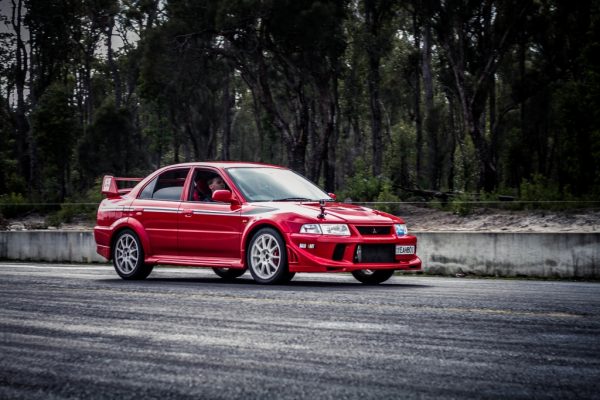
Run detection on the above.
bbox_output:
[351,269,394,285]
[212,267,246,280]
[280,272,296,283]
[247,228,291,284]
[112,229,153,280]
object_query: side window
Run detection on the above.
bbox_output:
[139,177,157,199]
[138,168,190,201]
[188,169,229,202]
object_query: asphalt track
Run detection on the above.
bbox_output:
[0,262,599,399]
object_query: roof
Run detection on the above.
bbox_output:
[161,161,286,170]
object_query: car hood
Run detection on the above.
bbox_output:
[249,201,404,224]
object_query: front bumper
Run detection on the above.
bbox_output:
[285,232,422,273]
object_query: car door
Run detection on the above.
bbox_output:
[131,167,190,257]
[178,168,243,262]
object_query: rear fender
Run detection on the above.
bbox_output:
[110,218,153,259]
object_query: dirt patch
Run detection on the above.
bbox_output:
[3,205,600,232]
[400,205,600,232]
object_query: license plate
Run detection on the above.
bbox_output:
[395,245,415,255]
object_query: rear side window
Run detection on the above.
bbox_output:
[138,168,190,201]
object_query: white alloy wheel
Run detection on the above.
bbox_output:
[247,228,293,284]
[112,229,153,280]
[115,233,139,274]
[250,233,282,280]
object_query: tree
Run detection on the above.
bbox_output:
[30,82,79,201]
[430,0,534,191]
[212,0,346,179]
[361,0,396,177]
[77,99,142,184]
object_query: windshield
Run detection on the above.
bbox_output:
[227,167,331,202]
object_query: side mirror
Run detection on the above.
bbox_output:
[328,193,337,201]
[212,189,238,204]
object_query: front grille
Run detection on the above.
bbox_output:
[356,226,392,235]
[354,244,395,263]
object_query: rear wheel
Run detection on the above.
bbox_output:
[247,228,291,284]
[351,269,394,285]
[212,268,246,280]
[113,229,153,280]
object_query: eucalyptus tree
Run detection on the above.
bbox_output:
[211,0,346,182]
[429,0,534,192]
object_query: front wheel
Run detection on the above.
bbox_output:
[113,229,153,280]
[351,269,394,285]
[212,268,246,280]
[247,228,291,284]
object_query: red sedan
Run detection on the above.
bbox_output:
[94,162,421,284]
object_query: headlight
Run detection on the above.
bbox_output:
[394,224,408,236]
[321,224,350,236]
[300,224,350,236]
[299,224,322,234]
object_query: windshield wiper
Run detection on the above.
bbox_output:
[272,197,314,202]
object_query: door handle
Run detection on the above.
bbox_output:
[128,208,143,216]
[183,210,193,217]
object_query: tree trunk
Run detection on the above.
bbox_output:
[221,67,233,161]
[469,123,497,192]
[519,35,528,181]
[365,0,383,177]
[107,16,122,108]
[413,10,424,188]
[287,142,307,176]
[11,0,32,190]
[325,71,340,192]
[423,22,439,190]
[170,106,180,163]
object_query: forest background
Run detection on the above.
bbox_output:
[1,0,599,224]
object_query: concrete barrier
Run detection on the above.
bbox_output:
[0,231,106,263]
[415,231,600,278]
[0,230,599,278]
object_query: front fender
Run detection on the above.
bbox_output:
[240,218,289,263]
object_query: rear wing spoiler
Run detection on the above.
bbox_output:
[101,175,143,198]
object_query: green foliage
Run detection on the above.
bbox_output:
[0,98,25,195]
[2,0,600,218]
[449,192,474,217]
[45,181,103,227]
[375,180,401,215]
[339,159,382,202]
[0,193,29,219]
[518,174,575,210]
[339,159,402,215]
[31,82,79,202]
[77,99,142,183]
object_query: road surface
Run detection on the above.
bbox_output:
[1,263,599,399]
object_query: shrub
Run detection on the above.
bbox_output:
[0,193,30,218]
[450,192,474,216]
[375,180,401,215]
[519,174,571,210]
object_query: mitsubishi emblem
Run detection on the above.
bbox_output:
[372,228,377,234]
